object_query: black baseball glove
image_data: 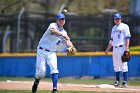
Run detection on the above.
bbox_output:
[121,51,131,62]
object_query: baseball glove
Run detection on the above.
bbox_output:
[121,51,131,62]
[66,47,77,56]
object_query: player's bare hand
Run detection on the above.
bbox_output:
[105,50,108,55]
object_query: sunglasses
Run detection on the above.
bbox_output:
[114,18,121,20]
[59,18,65,20]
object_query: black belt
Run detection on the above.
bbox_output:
[39,47,50,52]
[115,45,123,48]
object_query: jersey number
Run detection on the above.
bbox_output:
[56,40,61,45]
[118,34,120,39]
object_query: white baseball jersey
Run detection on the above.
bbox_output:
[111,23,131,47]
[38,23,67,51]
[35,23,68,78]
[111,23,131,72]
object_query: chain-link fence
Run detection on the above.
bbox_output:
[0,13,140,53]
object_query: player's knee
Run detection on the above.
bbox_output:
[114,68,120,72]
[122,66,128,72]
[36,73,45,79]
[36,70,46,78]
[122,69,128,72]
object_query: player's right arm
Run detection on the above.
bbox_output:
[105,39,113,55]
[51,28,69,40]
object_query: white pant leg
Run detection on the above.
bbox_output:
[46,52,59,74]
[121,45,128,72]
[113,45,128,72]
[35,50,47,79]
[121,62,128,72]
[113,49,122,72]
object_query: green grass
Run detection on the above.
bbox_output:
[60,78,140,86]
[130,46,140,51]
[0,77,52,82]
[59,78,113,84]
[0,76,140,86]
[0,90,128,93]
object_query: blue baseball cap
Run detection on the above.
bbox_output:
[113,13,121,19]
[56,13,65,19]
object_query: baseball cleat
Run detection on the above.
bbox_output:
[52,90,59,93]
[32,82,38,93]
[113,81,120,87]
[121,81,128,88]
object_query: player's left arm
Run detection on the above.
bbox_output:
[125,39,130,51]
[60,31,73,47]
[60,30,77,54]
[60,34,73,47]
[124,25,131,51]
[65,40,74,47]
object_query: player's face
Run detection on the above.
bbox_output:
[114,18,121,25]
[57,18,65,27]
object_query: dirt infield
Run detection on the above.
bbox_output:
[0,81,140,93]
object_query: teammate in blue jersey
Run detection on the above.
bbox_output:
[32,13,74,93]
[105,13,131,88]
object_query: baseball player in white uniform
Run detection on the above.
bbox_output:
[105,13,131,87]
[32,13,74,93]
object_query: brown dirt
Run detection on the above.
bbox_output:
[0,81,140,93]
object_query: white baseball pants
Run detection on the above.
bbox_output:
[113,45,128,72]
[35,48,59,79]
